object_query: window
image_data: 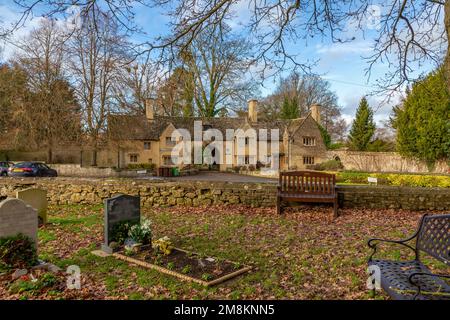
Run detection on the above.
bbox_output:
[303,156,314,165]
[144,141,151,150]
[245,137,250,145]
[303,137,316,146]
[245,156,250,165]
[163,155,174,166]
[129,154,138,163]
[148,159,153,164]
[166,137,175,146]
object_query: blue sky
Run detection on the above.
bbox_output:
[0,1,442,125]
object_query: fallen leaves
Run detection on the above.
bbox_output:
[1,203,447,300]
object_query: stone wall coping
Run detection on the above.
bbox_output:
[0,178,277,188]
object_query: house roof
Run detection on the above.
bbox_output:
[108,114,307,141]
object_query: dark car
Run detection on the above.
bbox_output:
[8,162,58,177]
[0,161,14,176]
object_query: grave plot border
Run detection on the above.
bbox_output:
[112,247,252,287]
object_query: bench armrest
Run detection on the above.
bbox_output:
[367,234,418,261]
[408,272,450,299]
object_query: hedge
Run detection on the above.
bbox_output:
[331,171,450,188]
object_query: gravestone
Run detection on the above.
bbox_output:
[16,188,48,225]
[101,194,140,254]
[0,198,38,247]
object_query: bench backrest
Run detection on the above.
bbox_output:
[416,214,450,265]
[279,171,336,195]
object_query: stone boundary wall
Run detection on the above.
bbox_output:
[328,150,449,174]
[51,164,117,177]
[336,185,449,211]
[0,179,449,211]
[51,164,153,178]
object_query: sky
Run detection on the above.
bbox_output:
[0,1,443,126]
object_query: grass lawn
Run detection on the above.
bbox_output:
[0,204,448,300]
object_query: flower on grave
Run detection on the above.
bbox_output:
[128,218,152,245]
[152,236,173,256]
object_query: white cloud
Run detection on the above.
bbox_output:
[228,0,252,31]
[0,3,83,61]
[0,5,46,61]
[316,40,372,57]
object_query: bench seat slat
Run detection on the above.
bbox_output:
[369,259,450,300]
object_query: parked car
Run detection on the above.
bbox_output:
[0,161,14,176]
[8,162,58,177]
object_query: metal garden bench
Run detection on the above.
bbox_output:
[277,171,338,217]
[368,213,450,300]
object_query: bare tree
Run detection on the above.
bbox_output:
[68,4,128,165]
[152,66,195,117]
[113,52,159,114]
[261,72,347,140]
[181,23,256,117]
[6,1,449,93]
[155,0,450,94]
[13,20,80,162]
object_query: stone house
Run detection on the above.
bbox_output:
[104,100,327,171]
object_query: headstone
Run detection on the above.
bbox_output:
[0,198,38,247]
[16,188,48,225]
[368,177,378,185]
[101,194,140,254]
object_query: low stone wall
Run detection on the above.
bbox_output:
[0,179,448,210]
[0,179,276,208]
[52,164,117,177]
[51,164,153,178]
[336,185,449,211]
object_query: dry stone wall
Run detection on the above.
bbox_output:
[0,178,449,211]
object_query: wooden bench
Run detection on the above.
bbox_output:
[368,213,450,300]
[277,171,338,217]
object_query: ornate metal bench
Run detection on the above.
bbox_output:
[368,214,450,300]
[277,171,338,217]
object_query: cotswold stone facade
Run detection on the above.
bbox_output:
[104,100,327,171]
[1,179,449,211]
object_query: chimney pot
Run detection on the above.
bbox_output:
[248,99,258,122]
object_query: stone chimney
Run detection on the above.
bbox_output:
[310,104,321,124]
[145,98,154,120]
[248,99,258,122]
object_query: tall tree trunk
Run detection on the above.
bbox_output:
[92,139,98,167]
[47,145,53,164]
[93,149,97,167]
[445,0,450,93]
